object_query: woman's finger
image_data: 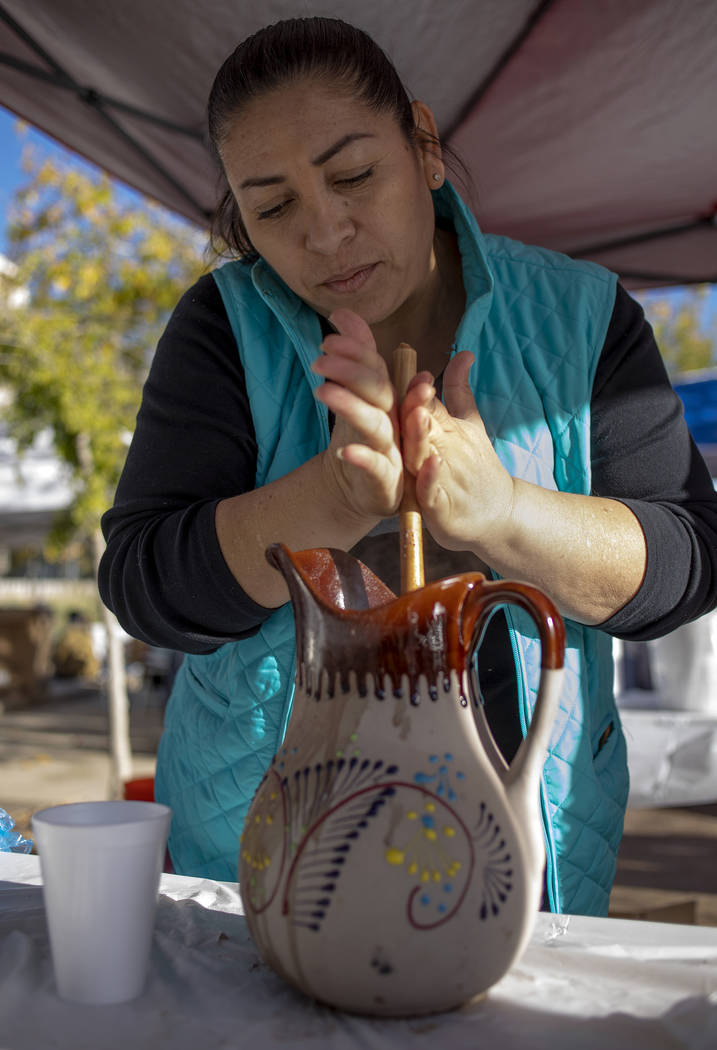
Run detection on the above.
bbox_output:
[414,452,444,510]
[400,376,436,420]
[327,307,375,344]
[314,308,395,412]
[441,351,477,419]
[320,308,379,362]
[401,403,434,475]
[313,353,394,413]
[336,441,401,480]
[316,382,396,453]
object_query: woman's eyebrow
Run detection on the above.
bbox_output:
[312,132,375,167]
[239,132,375,190]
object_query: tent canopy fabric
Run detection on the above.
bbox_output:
[0,0,715,288]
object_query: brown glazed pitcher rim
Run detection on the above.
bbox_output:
[266,544,564,694]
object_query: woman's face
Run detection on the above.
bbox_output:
[220,78,441,328]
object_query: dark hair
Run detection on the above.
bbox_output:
[207,17,458,259]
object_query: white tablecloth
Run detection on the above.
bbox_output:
[1,854,716,1050]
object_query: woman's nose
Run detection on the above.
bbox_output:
[303,197,354,255]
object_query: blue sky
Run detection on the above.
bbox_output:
[0,103,39,243]
[1,102,714,330]
[0,102,150,253]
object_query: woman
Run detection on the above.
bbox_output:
[99,17,717,913]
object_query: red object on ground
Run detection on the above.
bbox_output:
[123,777,155,802]
[122,777,174,872]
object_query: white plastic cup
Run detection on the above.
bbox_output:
[32,800,171,1004]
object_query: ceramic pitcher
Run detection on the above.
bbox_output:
[239,544,565,1017]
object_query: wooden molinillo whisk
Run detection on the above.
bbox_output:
[393,343,425,593]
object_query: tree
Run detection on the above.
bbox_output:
[0,146,207,792]
[641,285,716,377]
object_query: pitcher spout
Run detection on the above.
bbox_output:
[266,543,490,703]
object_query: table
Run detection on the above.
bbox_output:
[1,854,716,1050]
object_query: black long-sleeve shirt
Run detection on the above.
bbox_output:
[99,276,717,661]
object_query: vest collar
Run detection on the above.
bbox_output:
[433,181,494,353]
[250,258,305,320]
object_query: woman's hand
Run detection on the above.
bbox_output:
[400,350,647,625]
[312,309,404,524]
[400,351,515,554]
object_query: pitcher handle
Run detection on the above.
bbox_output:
[465,580,565,798]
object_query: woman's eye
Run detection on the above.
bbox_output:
[254,170,372,219]
[257,200,291,220]
[337,167,373,188]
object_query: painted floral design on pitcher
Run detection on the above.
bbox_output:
[239,545,564,1017]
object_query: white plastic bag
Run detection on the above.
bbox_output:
[648,612,717,714]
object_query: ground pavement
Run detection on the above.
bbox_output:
[1,678,161,843]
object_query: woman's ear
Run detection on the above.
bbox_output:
[411,100,445,189]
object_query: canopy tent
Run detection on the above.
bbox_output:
[0,0,715,289]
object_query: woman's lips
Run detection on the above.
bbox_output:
[322,263,377,294]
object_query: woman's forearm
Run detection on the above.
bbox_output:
[477,481,647,625]
[215,451,381,608]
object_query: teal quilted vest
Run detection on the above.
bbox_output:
[155,183,629,915]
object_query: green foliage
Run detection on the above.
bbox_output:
[0,148,207,553]
[642,285,716,377]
